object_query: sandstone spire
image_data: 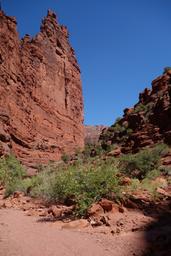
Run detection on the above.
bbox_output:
[0,10,84,169]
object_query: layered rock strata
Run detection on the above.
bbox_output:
[0,10,84,167]
[100,70,171,154]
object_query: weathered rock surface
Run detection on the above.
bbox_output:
[0,10,84,167]
[84,125,107,145]
[100,70,171,157]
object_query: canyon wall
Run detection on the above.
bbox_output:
[0,10,84,168]
[84,125,107,145]
[100,70,171,154]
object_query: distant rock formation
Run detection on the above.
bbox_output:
[84,125,107,145]
[100,70,171,153]
[0,10,84,168]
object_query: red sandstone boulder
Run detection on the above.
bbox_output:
[99,198,114,212]
[107,147,121,157]
[61,219,89,229]
[120,177,132,186]
[87,203,104,216]
[48,206,63,218]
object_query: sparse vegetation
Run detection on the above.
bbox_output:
[134,103,147,113]
[133,102,154,117]
[163,66,171,74]
[61,153,70,163]
[31,159,121,216]
[0,155,26,197]
[100,121,133,148]
[119,144,169,179]
[83,144,104,158]
[0,142,170,216]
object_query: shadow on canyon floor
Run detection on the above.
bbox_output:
[142,199,171,256]
[35,198,171,256]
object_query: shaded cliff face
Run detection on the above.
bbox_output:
[84,125,107,145]
[0,10,84,167]
[100,70,171,153]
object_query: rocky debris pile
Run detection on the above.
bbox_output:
[84,125,107,145]
[1,181,170,235]
[0,186,79,219]
[0,10,84,169]
[0,187,152,232]
[100,69,171,157]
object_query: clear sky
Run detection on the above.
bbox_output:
[3,0,171,126]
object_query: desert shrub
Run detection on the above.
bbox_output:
[61,153,70,163]
[127,128,133,135]
[112,123,126,133]
[32,161,121,216]
[140,179,160,200]
[163,66,171,74]
[99,132,112,147]
[144,169,160,180]
[0,155,26,196]
[119,144,169,179]
[140,173,166,200]
[101,142,112,151]
[101,121,125,145]
[16,176,42,194]
[124,169,165,200]
[82,144,93,158]
[133,102,154,118]
[134,103,147,113]
[126,178,140,192]
[83,144,104,159]
[100,119,134,148]
[159,165,171,176]
[115,117,122,123]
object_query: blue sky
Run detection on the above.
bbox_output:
[3,0,171,126]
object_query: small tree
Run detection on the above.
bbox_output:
[163,67,171,74]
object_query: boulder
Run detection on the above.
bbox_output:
[87,203,104,216]
[62,219,89,229]
[107,147,121,157]
[48,205,63,218]
[99,198,113,212]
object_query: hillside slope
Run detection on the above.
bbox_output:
[100,69,171,155]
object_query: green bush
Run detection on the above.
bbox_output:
[134,103,147,113]
[16,176,41,194]
[119,144,169,179]
[61,153,70,163]
[32,161,121,216]
[133,102,154,117]
[83,144,104,159]
[159,165,171,176]
[101,142,112,152]
[0,155,26,197]
[115,117,122,123]
[127,128,133,135]
[163,66,171,74]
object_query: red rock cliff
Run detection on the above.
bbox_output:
[84,125,107,145]
[0,10,84,167]
[100,70,171,153]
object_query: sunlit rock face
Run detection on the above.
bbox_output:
[0,10,84,167]
[100,70,171,153]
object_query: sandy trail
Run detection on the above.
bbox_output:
[0,209,147,256]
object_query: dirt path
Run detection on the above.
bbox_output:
[0,209,148,256]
